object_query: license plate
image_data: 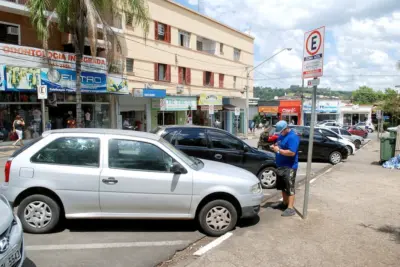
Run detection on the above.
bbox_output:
[0,248,21,267]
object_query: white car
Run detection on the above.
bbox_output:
[355,122,375,133]
[317,121,342,128]
[326,127,364,149]
[318,128,356,155]
[0,195,25,267]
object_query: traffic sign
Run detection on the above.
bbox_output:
[160,99,166,111]
[302,26,325,79]
[376,110,382,119]
[307,78,320,87]
[209,105,214,115]
[37,85,48,99]
[234,107,240,116]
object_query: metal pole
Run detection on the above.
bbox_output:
[162,111,165,126]
[301,79,304,126]
[245,69,249,138]
[303,82,317,219]
[41,99,46,133]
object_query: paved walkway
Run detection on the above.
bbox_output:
[173,139,400,267]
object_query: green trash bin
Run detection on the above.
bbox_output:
[380,137,396,163]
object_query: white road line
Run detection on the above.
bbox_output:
[193,232,233,256]
[26,240,190,251]
[310,178,316,184]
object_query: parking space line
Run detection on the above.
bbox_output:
[193,232,233,256]
[26,240,191,251]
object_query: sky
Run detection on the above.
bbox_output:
[175,0,400,91]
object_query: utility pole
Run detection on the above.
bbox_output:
[301,79,304,126]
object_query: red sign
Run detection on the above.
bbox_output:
[279,106,300,114]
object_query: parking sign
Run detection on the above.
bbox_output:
[302,26,325,79]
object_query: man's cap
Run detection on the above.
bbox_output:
[275,120,288,134]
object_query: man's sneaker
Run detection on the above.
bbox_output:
[270,201,288,210]
[281,208,296,217]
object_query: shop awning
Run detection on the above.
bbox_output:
[200,105,223,111]
[223,104,237,111]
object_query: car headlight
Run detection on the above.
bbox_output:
[250,183,262,194]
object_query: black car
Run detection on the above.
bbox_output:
[289,126,349,165]
[152,126,278,189]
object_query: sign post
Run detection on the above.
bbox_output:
[37,85,48,133]
[235,107,240,134]
[302,26,325,219]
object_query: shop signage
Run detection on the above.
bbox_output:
[258,106,278,114]
[133,88,166,98]
[198,93,222,106]
[200,105,222,111]
[209,105,214,115]
[279,106,299,115]
[37,85,48,99]
[235,107,241,116]
[152,97,197,111]
[303,100,339,113]
[107,75,129,94]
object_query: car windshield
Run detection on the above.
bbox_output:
[159,138,201,170]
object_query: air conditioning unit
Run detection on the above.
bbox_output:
[7,26,19,36]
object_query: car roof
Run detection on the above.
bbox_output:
[156,125,224,131]
[43,128,160,141]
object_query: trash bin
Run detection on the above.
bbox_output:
[389,131,396,138]
[380,137,396,163]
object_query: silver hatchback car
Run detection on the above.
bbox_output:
[1,129,263,237]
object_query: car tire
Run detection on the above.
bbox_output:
[329,151,342,165]
[17,194,61,234]
[368,129,373,133]
[258,167,277,189]
[354,140,361,149]
[346,145,353,155]
[198,199,238,237]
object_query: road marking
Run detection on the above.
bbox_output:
[310,178,316,184]
[26,240,191,251]
[193,232,233,256]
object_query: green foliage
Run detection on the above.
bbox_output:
[254,86,352,101]
[351,86,379,104]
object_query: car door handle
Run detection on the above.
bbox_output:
[102,177,118,185]
[214,154,223,160]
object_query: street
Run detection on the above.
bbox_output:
[0,145,332,267]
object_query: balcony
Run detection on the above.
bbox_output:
[3,0,28,4]
[196,36,216,55]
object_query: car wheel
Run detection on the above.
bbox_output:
[258,167,277,189]
[346,146,353,155]
[368,129,373,133]
[354,140,361,149]
[329,151,342,165]
[198,199,238,237]
[17,194,60,234]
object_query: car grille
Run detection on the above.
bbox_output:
[0,218,16,254]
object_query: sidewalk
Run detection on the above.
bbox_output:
[173,139,400,267]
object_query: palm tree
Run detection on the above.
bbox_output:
[27,0,150,127]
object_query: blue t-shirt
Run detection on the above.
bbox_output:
[276,130,300,169]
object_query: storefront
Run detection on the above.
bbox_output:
[258,100,279,126]
[303,99,340,125]
[151,96,197,129]
[279,100,301,125]
[0,43,128,141]
[118,88,166,131]
[339,104,372,126]
[196,93,223,128]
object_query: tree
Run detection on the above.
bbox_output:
[381,88,400,125]
[351,86,378,104]
[27,0,150,127]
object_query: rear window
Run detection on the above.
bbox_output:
[11,137,43,158]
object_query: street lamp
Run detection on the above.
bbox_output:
[245,48,292,138]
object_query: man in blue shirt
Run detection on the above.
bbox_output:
[270,120,300,216]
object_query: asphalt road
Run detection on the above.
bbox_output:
[0,143,331,267]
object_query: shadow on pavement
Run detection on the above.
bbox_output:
[376,225,400,244]
[22,257,37,267]
[237,216,260,228]
[58,219,198,233]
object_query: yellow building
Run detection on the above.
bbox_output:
[117,0,254,133]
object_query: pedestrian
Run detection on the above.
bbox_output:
[270,120,300,217]
[12,115,25,147]
[251,120,255,133]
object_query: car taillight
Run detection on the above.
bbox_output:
[4,160,12,183]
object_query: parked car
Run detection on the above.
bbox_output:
[0,194,25,267]
[152,126,278,189]
[348,126,368,138]
[355,122,375,133]
[289,126,349,165]
[387,126,399,132]
[317,127,356,155]
[1,129,264,237]
[326,127,364,149]
[317,121,342,127]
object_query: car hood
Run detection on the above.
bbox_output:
[0,201,13,234]
[198,159,259,184]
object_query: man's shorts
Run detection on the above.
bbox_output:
[276,167,297,196]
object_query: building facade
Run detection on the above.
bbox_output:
[118,0,254,133]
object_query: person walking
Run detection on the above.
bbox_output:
[12,115,25,147]
[270,120,300,217]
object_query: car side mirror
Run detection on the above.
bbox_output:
[244,146,250,153]
[171,162,186,174]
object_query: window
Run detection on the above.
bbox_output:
[179,30,190,48]
[178,67,191,85]
[162,130,179,143]
[340,129,351,136]
[31,137,100,167]
[203,71,214,87]
[125,13,133,27]
[108,139,176,172]
[154,63,171,82]
[319,129,338,138]
[330,128,339,134]
[175,129,207,147]
[208,130,243,150]
[155,21,170,43]
[196,40,203,51]
[233,76,237,89]
[219,74,224,88]
[0,23,19,45]
[234,48,241,61]
[220,43,224,54]
[126,58,134,73]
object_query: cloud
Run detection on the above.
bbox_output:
[187,0,198,5]
[198,0,400,91]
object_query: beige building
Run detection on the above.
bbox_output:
[118,0,254,133]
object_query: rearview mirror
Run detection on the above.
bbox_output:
[171,162,186,174]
